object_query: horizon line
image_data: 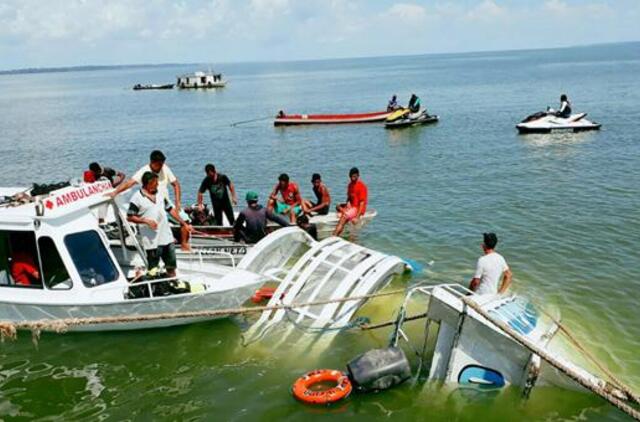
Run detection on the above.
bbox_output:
[2,39,638,76]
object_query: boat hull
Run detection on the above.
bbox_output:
[0,282,261,332]
[274,111,391,126]
[385,114,439,129]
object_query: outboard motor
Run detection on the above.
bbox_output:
[346,347,411,392]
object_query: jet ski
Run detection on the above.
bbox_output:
[385,108,439,129]
[516,111,601,134]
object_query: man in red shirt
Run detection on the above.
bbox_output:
[10,251,40,286]
[269,173,303,223]
[333,167,368,236]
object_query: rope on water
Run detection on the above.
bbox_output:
[0,288,406,341]
[462,297,640,421]
[230,115,273,127]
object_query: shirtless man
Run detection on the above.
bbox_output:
[303,173,331,216]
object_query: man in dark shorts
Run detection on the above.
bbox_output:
[85,162,126,187]
[234,191,289,244]
[303,173,331,216]
[127,172,191,277]
[197,164,238,226]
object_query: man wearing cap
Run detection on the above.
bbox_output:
[127,172,192,278]
[268,173,303,223]
[302,173,331,216]
[234,191,289,244]
[333,167,368,237]
[108,150,190,250]
[84,162,126,187]
[469,233,512,295]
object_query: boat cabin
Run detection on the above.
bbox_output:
[0,182,130,304]
[176,71,225,88]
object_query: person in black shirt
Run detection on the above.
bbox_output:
[197,164,238,226]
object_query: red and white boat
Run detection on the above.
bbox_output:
[274,110,392,126]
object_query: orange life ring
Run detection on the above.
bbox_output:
[291,369,352,405]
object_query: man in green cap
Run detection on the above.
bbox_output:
[234,191,290,244]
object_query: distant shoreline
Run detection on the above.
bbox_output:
[1,40,637,76]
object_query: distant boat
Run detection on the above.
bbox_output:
[274,110,392,126]
[177,71,226,89]
[132,83,174,90]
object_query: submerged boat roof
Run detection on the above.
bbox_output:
[178,71,222,78]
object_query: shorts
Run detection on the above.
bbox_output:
[147,243,177,271]
[275,202,302,215]
[312,203,329,215]
[343,205,359,222]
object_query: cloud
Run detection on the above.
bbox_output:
[0,0,638,68]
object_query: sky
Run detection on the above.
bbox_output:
[1,0,639,70]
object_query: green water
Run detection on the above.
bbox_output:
[1,43,640,420]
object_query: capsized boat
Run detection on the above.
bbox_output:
[342,284,635,404]
[516,111,601,134]
[132,83,174,90]
[385,108,439,129]
[274,110,392,126]
[0,182,265,331]
[240,227,411,345]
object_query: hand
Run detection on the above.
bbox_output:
[351,216,361,225]
[146,219,158,230]
[184,223,194,233]
[196,203,204,211]
[33,271,40,280]
[175,202,182,212]
[104,191,116,199]
[232,197,238,206]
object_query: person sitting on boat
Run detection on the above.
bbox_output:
[296,214,318,241]
[10,250,40,286]
[268,173,303,223]
[469,232,512,295]
[108,150,191,251]
[85,162,125,187]
[333,167,368,237]
[127,172,192,278]
[234,191,289,244]
[555,94,572,118]
[302,173,331,216]
[387,95,400,111]
[197,164,238,226]
[408,94,421,113]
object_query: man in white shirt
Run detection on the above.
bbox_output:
[108,150,190,250]
[126,172,191,277]
[469,232,512,295]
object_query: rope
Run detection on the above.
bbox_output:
[536,307,640,405]
[230,115,273,127]
[461,297,640,420]
[0,288,406,340]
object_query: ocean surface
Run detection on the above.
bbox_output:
[1,42,639,421]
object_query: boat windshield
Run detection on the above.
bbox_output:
[64,230,119,287]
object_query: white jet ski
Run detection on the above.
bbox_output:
[516,111,601,134]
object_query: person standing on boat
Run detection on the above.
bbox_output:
[85,162,126,187]
[302,173,331,216]
[108,150,190,251]
[268,173,303,223]
[469,233,512,295]
[196,164,238,226]
[234,191,289,244]
[127,172,191,277]
[333,167,368,237]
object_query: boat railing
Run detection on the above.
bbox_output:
[196,249,236,268]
